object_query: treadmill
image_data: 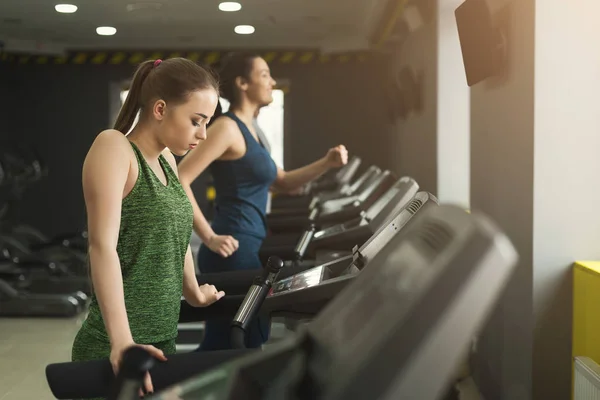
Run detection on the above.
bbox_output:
[265,169,396,246]
[266,165,384,233]
[259,176,420,265]
[0,245,88,317]
[308,156,362,194]
[84,204,518,400]
[196,184,427,299]
[0,238,91,295]
[180,192,437,328]
[241,192,439,330]
[270,156,362,211]
[0,278,84,317]
[177,189,429,352]
[311,169,396,226]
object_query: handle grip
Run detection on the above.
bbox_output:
[294,225,316,260]
[230,256,284,348]
[107,346,155,400]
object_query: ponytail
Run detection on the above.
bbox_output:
[114,60,154,134]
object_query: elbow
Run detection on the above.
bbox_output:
[273,174,290,192]
[87,241,118,260]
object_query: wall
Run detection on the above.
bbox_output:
[469,0,535,399]
[466,0,600,398]
[532,0,600,398]
[390,8,439,194]
[280,61,393,172]
[0,62,15,141]
[4,59,393,236]
[436,0,470,208]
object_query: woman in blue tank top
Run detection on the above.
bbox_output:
[178,52,348,351]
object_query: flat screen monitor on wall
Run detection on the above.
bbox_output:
[455,0,503,87]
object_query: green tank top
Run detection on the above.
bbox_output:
[82,141,193,344]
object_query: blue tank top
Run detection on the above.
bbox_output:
[209,111,278,239]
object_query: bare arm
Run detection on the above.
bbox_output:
[178,119,235,243]
[163,150,225,307]
[271,145,348,193]
[83,130,134,348]
[271,158,330,193]
[178,119,239,258]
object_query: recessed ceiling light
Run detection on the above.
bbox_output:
[234,25,255,35]
[219,2,242,12]
[55,4,78,13]
[96,26,117,36]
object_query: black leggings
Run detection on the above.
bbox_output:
[196,233,270,351]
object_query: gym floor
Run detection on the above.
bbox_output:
[0,315,485,400]
[0,316,84,400]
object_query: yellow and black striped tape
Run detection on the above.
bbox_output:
[0,49,374,66]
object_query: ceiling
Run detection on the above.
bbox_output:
[0,0,384,54]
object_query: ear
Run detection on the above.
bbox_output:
[152,99,167,120]
[235,76,248,92]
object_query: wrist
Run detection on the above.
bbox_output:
[200,230,216,245]
[194,289,208,307]
[321,156,332,170]
[110,334,134,349]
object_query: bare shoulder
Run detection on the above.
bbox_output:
[207,116,239,140]
[83,130,133,177]
[89,129,133,156]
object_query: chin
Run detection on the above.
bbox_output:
[172,149,189,157]
[260,99,273,108]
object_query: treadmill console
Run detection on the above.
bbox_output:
[355,191,438,267]
[367,177,419,230]
[304,205,518,400]
[269,265,330,297]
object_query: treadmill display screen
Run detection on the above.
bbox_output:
[269,266,325,296]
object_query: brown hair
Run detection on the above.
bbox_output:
[218,52,261,109]
[114,57,219,134]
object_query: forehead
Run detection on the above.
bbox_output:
[251,57,270,73]
[180,88,219,111]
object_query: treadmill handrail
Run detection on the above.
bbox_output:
[318,169,384,213]
[345,166,380,196]
[336,157,361,185]
[357,170,392,204]
[362,177,419,224]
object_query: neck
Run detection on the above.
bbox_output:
[126,123,164,160]
[230,99,259,127]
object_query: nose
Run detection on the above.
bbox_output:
[196,125,207,141]
[271,77,277,86]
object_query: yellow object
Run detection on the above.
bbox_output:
[206,186,216,202]
[375,0,410,49]
[572,261,600,398]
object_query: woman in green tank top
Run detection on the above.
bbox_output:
[71,58,225,399]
